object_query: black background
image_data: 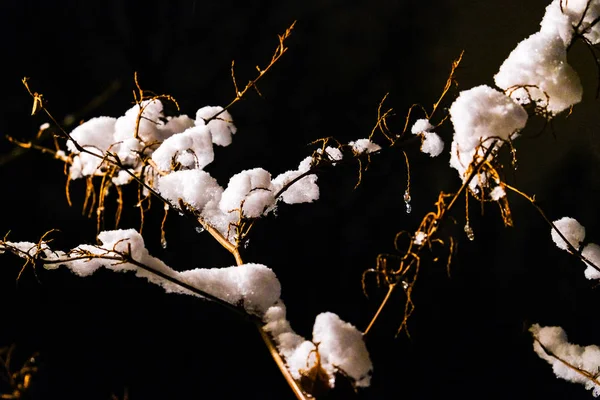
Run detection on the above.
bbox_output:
[2,0,600,399]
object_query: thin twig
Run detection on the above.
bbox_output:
[504,184,600,274]
[363,142,497,336]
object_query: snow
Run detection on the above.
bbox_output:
[286,340,319,380]
[219,168,276,218]
[413,231,428,245]
[200,198,239,241]
[582,243,600,280]
[349,139,381,154]
[312,312,373,388]
[298,156,313,173]
[490,185,506,200]
[66,117,119,179]
[540,0,600,46]
[448,86,526,189]
[162,115,196,137]
[67,116,117,155]
[157,169,223,211]
[551,217,586,251]
[411,119,444,157]
[272,170,319,205]
[548,219,600,280]
[68,147,106,179]
[261,301,372,389]
[179,263,281,315]
[494,31,582,115]
[114,137,143,167]
[195,106,237,147]
[5,229,281,315]
[530,324,600,397]
[113,99,172,143]
[420,132,444,157]
[321,146,343,163]
[64,100,202,184]
[411,118,434,134]
[449,85,528,154]
[151,125,214,171]
[2,228,374,389]
[0,241,51,258]
[42,229,177,284]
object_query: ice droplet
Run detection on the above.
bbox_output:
[404,190,412,214]
[244,239,250,249]
[511,148,518,170]
[402,281,409,290]
[464,224,475,241]
[161,237,168,249]
[195,226,205,234]
[406,203,412,214]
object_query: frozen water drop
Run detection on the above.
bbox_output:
[195,226,205,234]
[404,189,412,214]
[464,224,475,241]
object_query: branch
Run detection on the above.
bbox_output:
[533,335,600,389]
[363,141,498,336]
[504,184,600,274]
[205,21,296,124]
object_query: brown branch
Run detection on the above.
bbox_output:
[1,240,253,321]
[363,142,498,336]
[205,21,296,124]
[19,24,306,400]
[256,323,310,400]
[504,184,600,274]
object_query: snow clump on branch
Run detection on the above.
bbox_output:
[349,139,381,154]
[493,0,598,115]
[540,0,600,46]
[219,168,277,218]
[494,31,582,115]
[551,216,586,251]
[263,302,373,390]
[0,229,373,390]
[530,324,600,396]
[2,229,280,315]
[446,1,600,192]
[411,118,444,157]
[195,106,237,147]
[549,217,600,280]
[448,85,527,189]
[66,99,214,183]
[151,125,214,171]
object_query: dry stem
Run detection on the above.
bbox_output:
[504,184,600,274]
[363,141,498,336]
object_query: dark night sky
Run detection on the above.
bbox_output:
[2,0,600,399]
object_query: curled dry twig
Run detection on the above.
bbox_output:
[362,139,498,337]
[0,344,39,400]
